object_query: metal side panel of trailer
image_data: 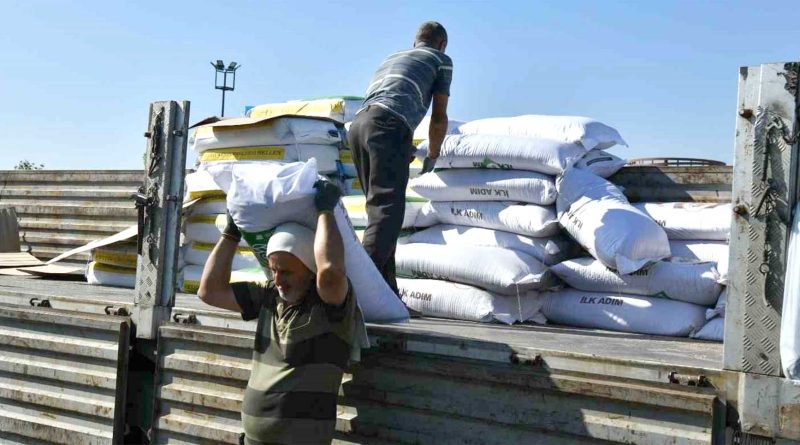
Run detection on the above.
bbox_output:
[150,317,725,445]
[0,302,130,445]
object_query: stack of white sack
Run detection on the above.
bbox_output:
[247,97,363,124]
[547,177,730,338]
[546,257,723,337]
[191,115,344,175]
[416,134,626,179]
[396,114,630,324]
[633,202,731,283]
[638,202,730,341]
[181,171,265,294]
[556,168,671,274]
[86,241,139,288]
[201,159,409,323]
[245,96,370,195]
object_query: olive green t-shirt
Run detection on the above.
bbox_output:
[232,280,356,445]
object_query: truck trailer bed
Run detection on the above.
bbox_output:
[0,275,723,372]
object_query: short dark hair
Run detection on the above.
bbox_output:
[415,21,447,46]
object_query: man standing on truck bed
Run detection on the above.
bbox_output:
[198,180,358,445]
[348,20,453,294]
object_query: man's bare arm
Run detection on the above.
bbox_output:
[314,211,348,306]
[197,235,242,312]
[427,93,450,160]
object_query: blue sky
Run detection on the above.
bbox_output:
[0,0,797,170]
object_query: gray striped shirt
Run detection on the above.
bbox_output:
[361,45,453,131]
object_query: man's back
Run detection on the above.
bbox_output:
[362,45,453,131]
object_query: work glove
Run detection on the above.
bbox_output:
[421,156,438,174]
[313,179,342,213]
[222,212,242,242]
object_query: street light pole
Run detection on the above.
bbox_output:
[210,60,240,117]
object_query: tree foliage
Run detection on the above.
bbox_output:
[14,160,45,170]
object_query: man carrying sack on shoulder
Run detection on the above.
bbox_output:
[198,180,358,445]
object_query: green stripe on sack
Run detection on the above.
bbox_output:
[241,229,275,268]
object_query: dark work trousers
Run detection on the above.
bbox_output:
[347,106,414,295]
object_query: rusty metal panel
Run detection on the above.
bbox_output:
[609,165,732,203]
[0,303,130,444]
[0,170,142,267]
[725,62,800,377]
[153,322,721,445]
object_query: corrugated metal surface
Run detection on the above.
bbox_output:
[609,165,732,203]
[152,324,250,445]
[0,276,135,316]
[0,170,142,266]
[0,303,130,444]
[153,322,721,445]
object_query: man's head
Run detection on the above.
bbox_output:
[415,21,447,52]
[266,223,316,304]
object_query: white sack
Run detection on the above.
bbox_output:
[185,170,225,201]
[397,278,546,324]
[396,243,553,295]
[180,264,266,294]
[408,224,580,266]
[413,117,465,144]
[557,168,670,274]
[204,159,409,322]
[198,144,341,174]
[185,214,246,246]
[670,240,729,283]
[342,194,425,229]
[91,242,138,268]
[551,257,722,306]
[633,203,731,240]
[185,241,260,270]
[408,169,556,205]
[542,288,707,337]
[692,317,724,342]
[415,201,559,238]
[781,201,800,379]
[86,262,136,289]
[706,287,727,320]
[192,117,341,153]
[415,134,586,175]
[457,115,627,150]
[574,150,626,178]
[190,196,227,216]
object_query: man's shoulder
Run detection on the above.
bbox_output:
[387,47,451,65]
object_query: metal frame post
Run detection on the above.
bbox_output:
[725,62,800,375]
[133,100,190,340]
